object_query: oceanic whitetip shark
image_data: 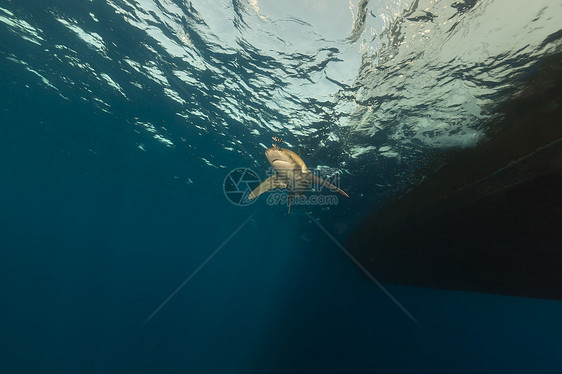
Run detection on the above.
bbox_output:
[249,138,349,212]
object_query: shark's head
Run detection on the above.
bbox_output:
[265,147,309,175]
[265,147,295,170]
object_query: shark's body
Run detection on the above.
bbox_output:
[248,146,348,211]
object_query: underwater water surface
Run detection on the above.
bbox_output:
[1,0,562,373]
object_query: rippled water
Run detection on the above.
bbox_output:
[3,0,560,206]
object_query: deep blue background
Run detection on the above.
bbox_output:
[2,68,562,374]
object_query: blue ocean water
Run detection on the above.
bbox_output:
[1,0,562,373]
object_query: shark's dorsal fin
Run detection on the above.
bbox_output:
[309,175,349,198]
[248,175,287,200]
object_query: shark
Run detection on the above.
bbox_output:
[248,142,349,212]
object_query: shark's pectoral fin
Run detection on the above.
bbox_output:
[310,175,349,198]
[248,175,287,200]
